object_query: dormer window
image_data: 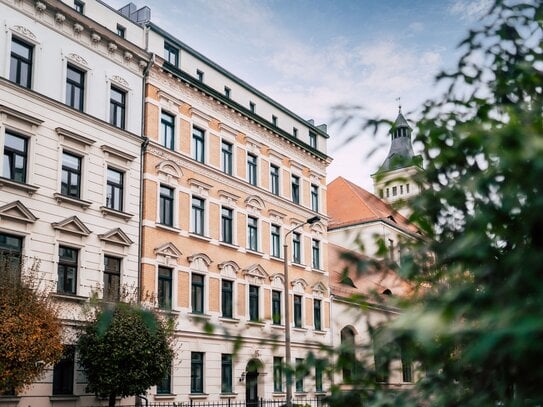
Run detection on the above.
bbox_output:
[164,42,179,66]
[309,131,317,149]
[196,70,204,81]
[272,115,277,126]
[224,86,231,98]
[116,24,126,38]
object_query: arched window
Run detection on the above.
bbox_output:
[340,327,356,382]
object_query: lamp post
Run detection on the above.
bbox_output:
[283,215,320,407]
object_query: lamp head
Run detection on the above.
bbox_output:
[306,216,321,225]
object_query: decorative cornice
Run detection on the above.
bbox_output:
[56,127,95,146]
[0,104,44,126]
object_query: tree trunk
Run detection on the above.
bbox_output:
[108,393,116,407]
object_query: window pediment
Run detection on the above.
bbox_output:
[51,216,91,236]
[156,160,183,181]
[243,264,269,284]
[0,105,43,127]
[154,242,182,259]
[245,195,265,211]
[56,127,95,148]
[218,261,240,278]
[0,200,38,223]
[101,145,136,162]
[188,253,212,272]
[312,282,328,298]
[269,273,284,289]
[98,228,133,246]
[291,278,308,293]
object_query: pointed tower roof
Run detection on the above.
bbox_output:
[377,107,420,172]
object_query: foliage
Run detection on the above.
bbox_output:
[329,1,543,406]
[77,301,174,407]
[0,257,63,394]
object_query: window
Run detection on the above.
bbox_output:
[58,246,77,295]
[315,359,324,392]
[224,86,231,98]
[106,168,123,211]
[159,185,174,226]
[157,266,172,309]
[116,24,125,38]
[249,101,255,113]
[192,127,205,163]
[401,341,413,383]
[291,175,300,204]
[295,358,305,392]
[191,352,204,393]
[247,153,257,186]
[164,42,178,66]
[294,295,302,328]
[386,188,390,198]
[109,86,126,129]
[221,141,233,175]
[272,290,281,325]
[312,239,320,269]
[66,64,85,111]
[272,115,278,126]
[221,280,233,318]
[191,197,205,235]
[0,232,22,277]
[10,37,33,88]
[309,131,317,149]
[196,69,204,81]
[221,354,233,393]
[247,216,258,251]
[293,127,298,138]
[191,273,204,314]
[314,299,322,330]
[74,0,84,13]
[406,183,410,194]
[157,368,171,394]
[270,164,280,195]
[273,357,283,392]
[103,256,120,301]
[271,224,281,258]
[400,185,404,195]
[249,285,259,321]
[311,184,319,212]
[61,152,81,198]
[3,132,27,183]
[160,112,175,150]
[392,186,397,196]
[221,207,233,244]
[292,232,301,264]
[52,345,75,395]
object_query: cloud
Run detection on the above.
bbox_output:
[449,0,493,21]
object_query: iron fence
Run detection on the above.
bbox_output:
[118,398,328,407]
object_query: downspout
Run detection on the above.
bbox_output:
[329,293,335,387]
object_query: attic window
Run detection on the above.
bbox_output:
[340,275,356,288]
[387,215,396,223]
[382,289,392,296]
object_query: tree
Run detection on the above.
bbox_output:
[77,301,174,407]
[0,257,63,394]
[329,1,543,406]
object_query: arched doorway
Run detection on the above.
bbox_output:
[245,359,261,407]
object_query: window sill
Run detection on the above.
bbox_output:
[270,255,284,263]
[50,395,79,401]
[100,206,134,220]
[50,293,88,302]
[188,312,211,320]
[271,324,285,330]
[219,393,238,399]
[154,394,176,400]
[311,268,325,274]
[291,262,306,269]
[315,391,327,396]
[246,249,264,257]
[219,317,240,324]
[294,392,308,397]
[158,308,179,316]
[0,177,39,195]
[156,223,181,233]
[246,320,265,327]
[272,392,285,397]
[292,327,308,333]
[188,393,208,399]
[219,241,239,250]
[313,329,327,335]
[189,233,211,242]
[53,193,92,209]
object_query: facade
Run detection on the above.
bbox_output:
[0,0,148,405]
[371,108,423,217]
[139,21,332,404]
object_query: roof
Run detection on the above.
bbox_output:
[327,176,419,234]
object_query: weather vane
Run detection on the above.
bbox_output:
[396,97,402,112]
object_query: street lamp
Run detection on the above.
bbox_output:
[283,215,321,407]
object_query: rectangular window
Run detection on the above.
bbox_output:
[295,358,304,392]
[159,185,174,226]
[191,273,204,314]
[386,188,390,198]
[270,164,280,195]
[160,112,175,150]
[52,345,75,395]
[221,280,233,318]
[293,127,298,138]
[273,357,283,392]
[221,354,233,393]
[3,132,27,183]
[294,295,302,328]
[311,184,319,212]
[272,115,278,126]
[106,167,124,212]
[109,86,126,129]
[291,175,300,204]
[292,232,301,264]
[191,352,204,393]
[401,343,413,383]
[249,101,255,113]
[400,185,404,194]
[66,64,85,111]
[157,368,171,394]
[116,24,125,38]
[196,69,204,81]
[192,127,205,163]
[249,285,259,321]
[272,290,281,325]
[392,186,397,196]
[164,42,179,66]
[157,266,172,309]
[58,246,78,295]
[406,183,410,193]
[271,224,281,258]
[61,152,81,199]
[224,86,231,98]
[0,232,23,278]
[314,299,322,331]
[221,207,233,244]
[315,359,324,392]
[221,141,233,175]
[103,256,121,301]
[247,216,258,251]
[74,0,84,13]
[247,153,257,186]
[10,37,33,88]
[309,131,317,149]
[191,197,205,235]
[312,239,321,270]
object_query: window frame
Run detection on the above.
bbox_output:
[247,216,258,252]
[109,86,126,129]
[311,184,319,212]
[106,167,124,212]
[312,239,321,270]
[52,345,75,395]
[0,232,23,278]
[74,0,84,13]
[57,246,78,295]
[272,290,281,325]
[196,69,204,81]
[159,185,174,226]
[191,273,205,314]
[190,352,204,394]
[295,358,305,392]
[66,64,85,112]
[313,298,322,331]
[103,255,121,302]
[247,153,257,186]
[293,294,303,328]
[221,354,233,393]
[221,140,233,175]
[116,24,126,38]
[270,164,280,195]
[3,131,28,183]
[191,196,205,236]
[10,37,33,88]
[248,284,259,322]
[192,126,205,163]
[271,224,281,258]
[291,175,300,204]
[292,231,301,264]
[164,42,179,66]
[157,266,173,310]
[61,151,82,199]
[273,356,283,392]
[221,207,233,244]
[221,279,233,318]
[160,111,175,150]
[156,368,172,394]
[309,131,317,149]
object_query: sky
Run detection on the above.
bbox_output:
[109,0,491,190]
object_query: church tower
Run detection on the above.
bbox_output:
[371,105,423,216]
